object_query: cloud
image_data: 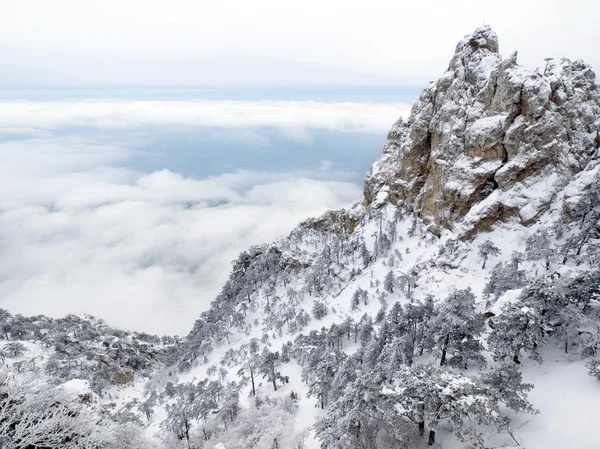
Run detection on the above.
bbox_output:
[0,100,411,137]
[0,134,362,335]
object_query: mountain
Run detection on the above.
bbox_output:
[365,25,599,236]
[1,26,599,449]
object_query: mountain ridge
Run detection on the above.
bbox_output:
[363,25,599,237]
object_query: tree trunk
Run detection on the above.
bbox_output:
[577,235,588,256]
[185,420,191,449]
[418,402,425,436]
[440,333,450,366]
[250,367,256,396]
[513,350,521,364]
[482,256,487,269]
[272,373,278,391]
[428,430,435,445]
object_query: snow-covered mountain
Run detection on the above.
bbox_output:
[1,26,599,449]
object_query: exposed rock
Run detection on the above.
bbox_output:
[299,209,360,235]
[364,25,600,237]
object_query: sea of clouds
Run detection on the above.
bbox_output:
[0,99,410,335]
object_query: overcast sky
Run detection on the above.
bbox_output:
[2,0,599,87]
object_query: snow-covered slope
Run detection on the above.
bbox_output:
[1,26,599,449]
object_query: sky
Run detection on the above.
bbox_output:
[0,0,597,335]
[1,0,599,87]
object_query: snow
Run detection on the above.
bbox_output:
[57,378,91,396]
[470,114,506,132]
[516,355,600,449]
[490,289,522,315]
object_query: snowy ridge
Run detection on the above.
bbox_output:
[1,26,599,449]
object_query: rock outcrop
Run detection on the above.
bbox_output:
[364,26,600,237]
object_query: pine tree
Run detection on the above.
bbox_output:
[358,316,374,347]
[312,301,328,320]
[305,349,347,409]
[487,298,541,364]
[314,371,406,449]
[384,271,395,293]
[428,289,485,367]
[258,349,284,391]
[236,338,260,396]
[360,242,371,268]
[387,364,535,446]
[482,261,526,303]
[351,288,362,310]
[478,239,501,269]
[525,230,553,271]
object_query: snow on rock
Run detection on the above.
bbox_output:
[57,378,92,396]
[363,25,600,238]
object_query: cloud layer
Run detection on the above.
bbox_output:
[0,126,364,335]
[0,100,411,135]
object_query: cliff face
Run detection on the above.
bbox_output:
[364,26,600,237]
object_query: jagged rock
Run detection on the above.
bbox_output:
[299,209,360,235]
[364,25,600,237]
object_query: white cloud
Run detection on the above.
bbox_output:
[0,100,410,136]
[0,135,362,335]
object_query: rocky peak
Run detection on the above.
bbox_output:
[364,26,600,238]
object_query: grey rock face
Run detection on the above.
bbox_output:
[364,25,600,237]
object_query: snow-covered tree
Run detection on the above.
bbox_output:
[482,261,526,303]
[487,298,542,364]
[2,341,26,358]
[312,301,328,320]
[258,349,286,391]
[237,339,260,396]
[387,363,535,446]
[478,239,501,269]
[314,371,409,449]
[305,349,347,409]
[383,270,395,293]
[427,289,485,367]
[525,230,553,271]
[0,373,149,449]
